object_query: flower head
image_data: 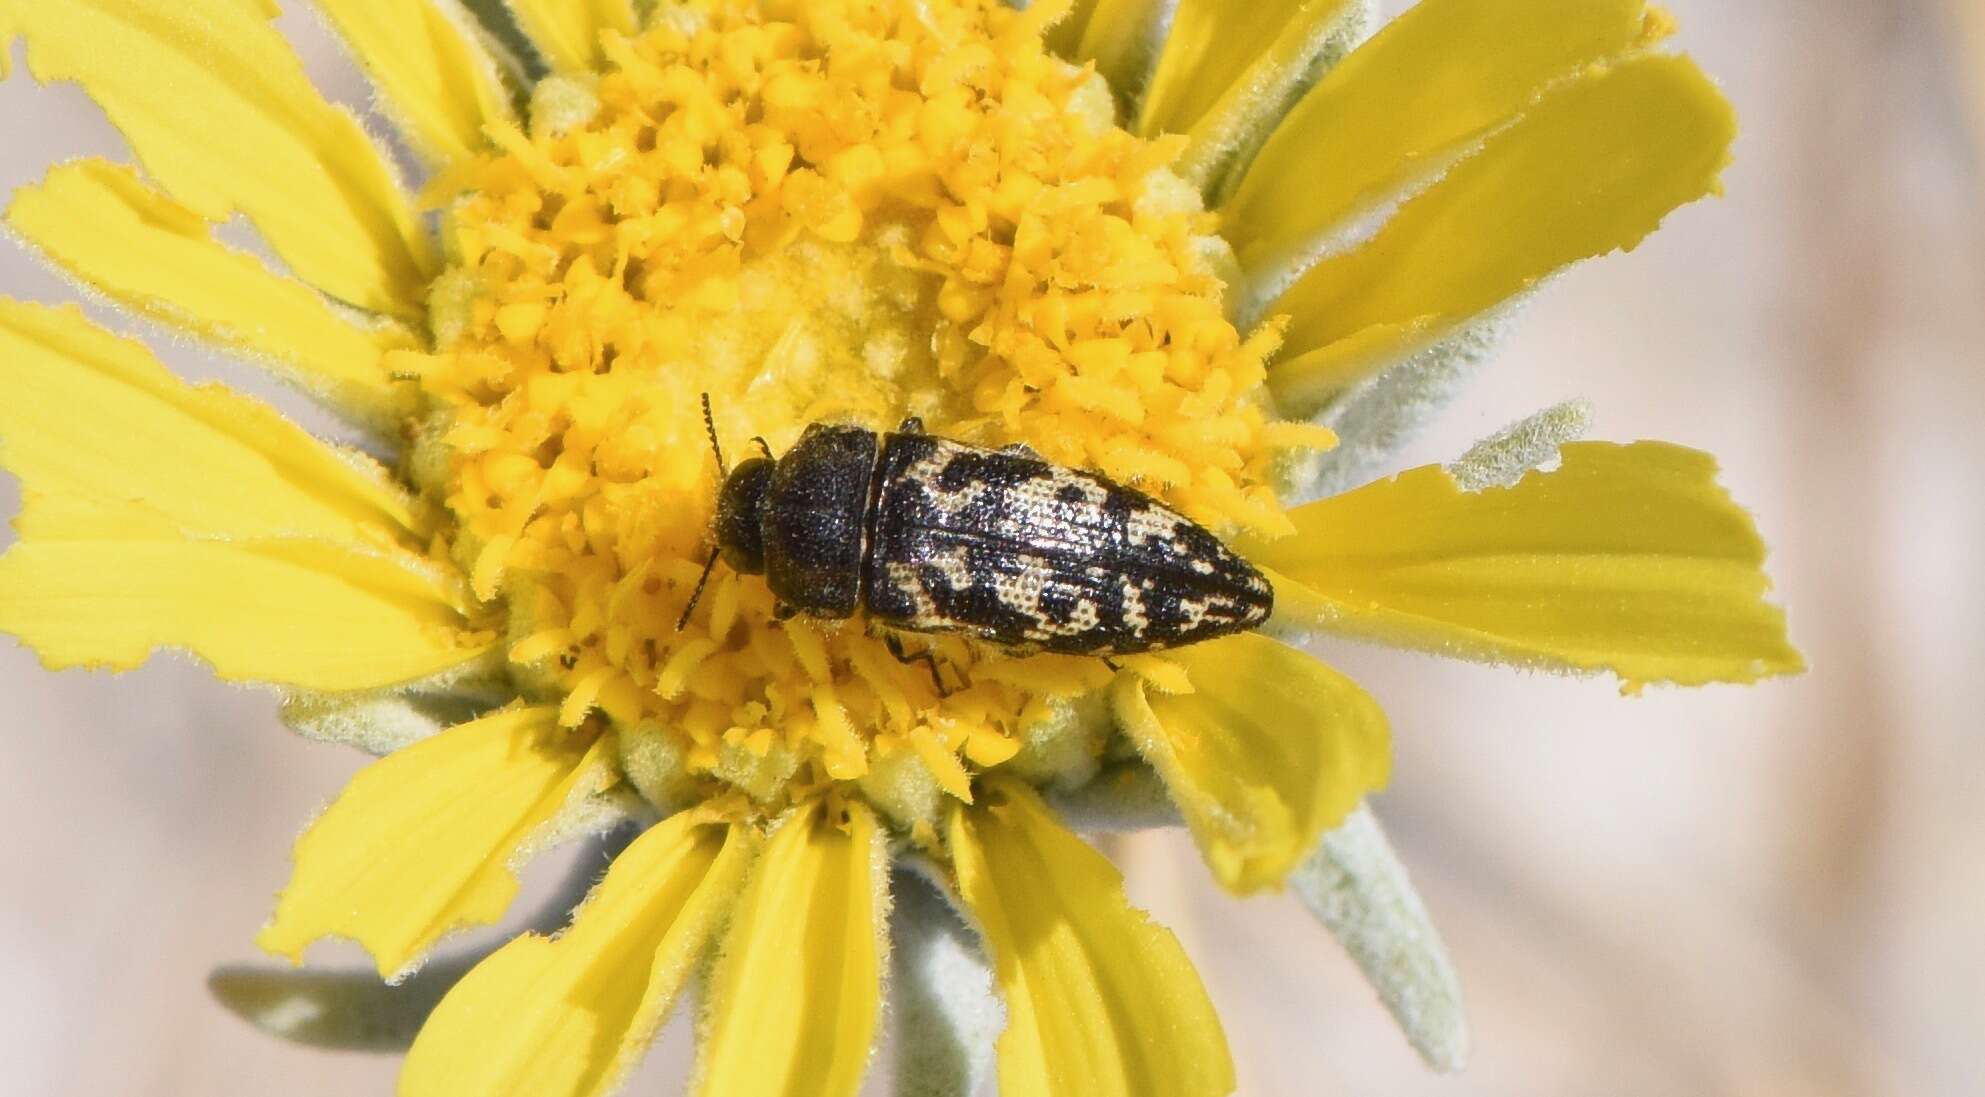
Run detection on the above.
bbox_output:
[0,1,1799,1094]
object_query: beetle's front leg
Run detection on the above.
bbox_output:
[883,632,957,697]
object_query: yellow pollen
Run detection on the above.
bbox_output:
[407,0,1330,822]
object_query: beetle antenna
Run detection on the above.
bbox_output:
[676,546,722,632]
[701,392,727,478]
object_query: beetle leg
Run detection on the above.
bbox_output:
[896,415,926,435]
[772,600,798,621]
[1100,656,1121,672]
[884,633,954,697]
[751,436,774,460]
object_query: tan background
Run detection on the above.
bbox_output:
[2,1,1981,1094]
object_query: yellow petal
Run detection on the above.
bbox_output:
[1241,441,1805,687]
[8,163,416,434]
[0,300,420,544]
[0,305,476,682]
[0,493,484,690]
[260,708,612,978]
[1047,0,1172,106]
[948,779,1235,1097]
[1224,0,1657,267]
[1111,633,1390,894]
[504,0,636,74]
[400,813,755,1097]
[696,800,887,1097]
[1264,54,1737,406]
[311,0,517,168]
[1137,0,1358,189]
[3,0,435,316]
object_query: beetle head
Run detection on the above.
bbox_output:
[714,456,774,574]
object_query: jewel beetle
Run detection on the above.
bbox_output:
[681,397,1274,657]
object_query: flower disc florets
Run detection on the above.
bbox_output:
[409,0,1327,826]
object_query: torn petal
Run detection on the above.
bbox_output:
[0,300,421,545]
[258,707,615,978]
[1246,441,1805,687]
[7,163,417,435]
[210,828,637,1052]
[0,498,493,691]
[4,0,436,315]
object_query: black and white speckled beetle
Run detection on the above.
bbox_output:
[680,396,1273,657]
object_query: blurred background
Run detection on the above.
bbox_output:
[2,1,1980,1094]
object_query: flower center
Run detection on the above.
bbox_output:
[412,0,1324,826]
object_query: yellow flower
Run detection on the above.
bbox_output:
[0,1,1799,1095]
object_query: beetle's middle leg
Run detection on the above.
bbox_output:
[883,632,960,697]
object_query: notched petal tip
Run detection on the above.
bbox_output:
[6,159,421,438]
[257,708,611,979]
[1252,440,1804,688]
[212,826,634,1053]
[4,0,436,316]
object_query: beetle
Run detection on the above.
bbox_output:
[679,396,1274,658]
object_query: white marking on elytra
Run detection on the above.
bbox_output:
[926,544,975,592]
[1124,504,1193,547]
[878,434,1267,650]
[882,559,941,627]
[1122,580,1151,633]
